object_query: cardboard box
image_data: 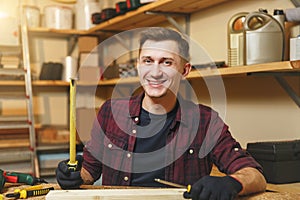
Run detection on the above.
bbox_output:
[79,52,99,67]
[78,36,99,53]
[78,66,101,83]
[247,140,300,184]
[77,108,98,142]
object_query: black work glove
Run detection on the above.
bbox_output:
[56,155,84,189]
[183,175,242,200]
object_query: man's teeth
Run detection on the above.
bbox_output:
[149,80,164,85]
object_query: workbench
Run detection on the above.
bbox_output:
[2,182,300,200]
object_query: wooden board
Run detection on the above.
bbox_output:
[46,188,186,200]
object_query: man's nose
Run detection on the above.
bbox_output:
[151,63,163,77]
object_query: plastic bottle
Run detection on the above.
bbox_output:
[273,9,285,31]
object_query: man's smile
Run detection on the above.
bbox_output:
[146,79,167,87]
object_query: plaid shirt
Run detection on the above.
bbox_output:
[83,92,262,186]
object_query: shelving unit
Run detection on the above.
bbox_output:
[0,8,38,176]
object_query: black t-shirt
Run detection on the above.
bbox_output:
[131,103,178,187]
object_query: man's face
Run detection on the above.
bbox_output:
[137,40,186,99]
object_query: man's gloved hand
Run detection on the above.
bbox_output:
[183,175,242,200]
[56,155,84,189]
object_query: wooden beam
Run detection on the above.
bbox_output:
[46,188,186,200]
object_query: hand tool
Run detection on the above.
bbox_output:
[68,78,78,171]
[0,169,47,192]
[4,172,48,185]
[5,185,54,199]
[154,178,191,193]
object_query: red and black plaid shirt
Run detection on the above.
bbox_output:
[83,92,262,186]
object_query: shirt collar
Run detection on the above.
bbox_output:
[128,92,190,127]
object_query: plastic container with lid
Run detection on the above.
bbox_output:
[44,5,73,29]
[23,5,40,28]
[75,0,100,30]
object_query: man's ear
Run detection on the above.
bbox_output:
[182,62,191,78]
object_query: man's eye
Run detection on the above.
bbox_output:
[143,59,152,64]
[163,60,172,66]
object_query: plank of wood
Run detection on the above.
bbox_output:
[46,188,186,200]
[0,139,29,148]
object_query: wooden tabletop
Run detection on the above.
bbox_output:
[1,183,300,200]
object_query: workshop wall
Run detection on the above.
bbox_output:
[1,0,299,147]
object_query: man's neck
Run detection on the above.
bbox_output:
[142,93,177,115]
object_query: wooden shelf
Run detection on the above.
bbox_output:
[88,0,230,33]
[1,61,296,87]
[97,61,300,85]
[28,27,91,38]
[25,0,231,37]
[188,61,300,79]
[33,80,70,86]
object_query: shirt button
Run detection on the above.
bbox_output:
[108,143,113,148]
[124,176,129,181]
[134,117,139,122]
[189,149,194,154]
[234,147,239,152]
[132,129,137,134]
[127,153,131,158]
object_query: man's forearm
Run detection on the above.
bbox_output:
[230,167,267,195]
[81,167,95,185]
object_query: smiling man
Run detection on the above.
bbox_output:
[56,27,266,200]
[137,36,190,114]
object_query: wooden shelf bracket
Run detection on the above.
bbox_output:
[67,35,79,56]
[250,71,300,108]
[274,74,300,108]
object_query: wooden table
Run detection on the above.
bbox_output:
[2,183,300,200]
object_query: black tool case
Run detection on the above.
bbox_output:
[246,140,300,184]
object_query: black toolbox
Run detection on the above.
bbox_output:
[246,140,300,184]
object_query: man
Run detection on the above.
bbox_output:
[56,27,266,200]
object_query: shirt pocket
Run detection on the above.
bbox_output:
[183,144,211,176]
[184,145,210,171]
[102,134,129,171]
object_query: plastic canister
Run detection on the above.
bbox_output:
[243,11,284,65]
[290,36,300,61]
[99,0,118,9]
[23,5,40,28]
[44,5,73,29]
[62,56,78,81]
[227,12,248,67]
[273,9,285,31]
[75,0,100,30]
